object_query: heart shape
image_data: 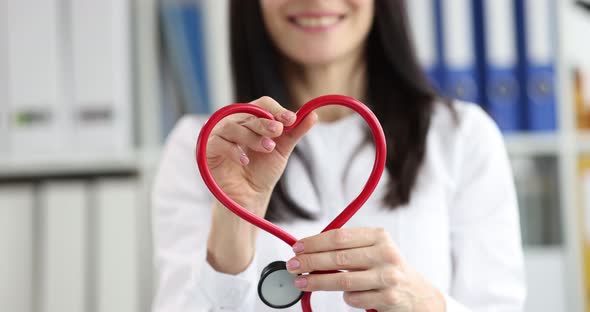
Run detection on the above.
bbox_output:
[195,94,386,312]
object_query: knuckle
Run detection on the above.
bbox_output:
[380,245,398,264]
[379,266,400,287]
[382,289,399,306]
[207,135,226,150]
[237,115,256,125]
[258,119,268,132]
[259,96,273,103]
[301,255,314,271]
[218,121,234,134]
[342,292,359,307]
[337,274,354,291]
[375,227,388,240]
[331,229,350,246]
[334,251,350,267]
[257,96,278,109]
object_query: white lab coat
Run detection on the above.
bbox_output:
[151,101,526,311]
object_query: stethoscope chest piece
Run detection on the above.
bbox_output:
[258,261,304,309]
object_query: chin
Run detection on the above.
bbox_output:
[284,47,349,67]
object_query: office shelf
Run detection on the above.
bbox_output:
[0,149,161,179]
[504,133,561,156]
[578,132,590,154]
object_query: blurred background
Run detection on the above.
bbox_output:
[0,0,589,311]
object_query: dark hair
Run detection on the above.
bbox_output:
[230,1,442,222]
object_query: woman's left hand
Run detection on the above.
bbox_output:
[286,228,446,312]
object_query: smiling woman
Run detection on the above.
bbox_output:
[260,0,374,66]
[151,0,526,311]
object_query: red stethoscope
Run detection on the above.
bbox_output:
[196,95,386,312]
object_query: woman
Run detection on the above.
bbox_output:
[152,1,525,311]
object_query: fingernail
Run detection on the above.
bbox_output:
[292,242,304,253]
[239,153,249,165]
[286,258,300,270]
[267,121,280,132]
[295,277,307,288]
[281,111,296,122]
[262,138,276,151]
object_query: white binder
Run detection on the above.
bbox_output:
[0,184,34,312]
[94,178,140,312]
[405,0,438,79]
[39,181,88,312]
[5,0,65,154]
[524,248,566,312]
[0,3,8,155]
[68,0,133,153]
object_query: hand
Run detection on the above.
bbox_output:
[206,96,317,274]
[206,96,317,215]
[286,228,446,312]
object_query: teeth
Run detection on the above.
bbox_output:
[294,16,340,28]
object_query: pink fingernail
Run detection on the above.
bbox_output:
[267,121,280,132]
[239,153,249,165]
[292,242,304,253]
[281,111,296,122]
[295,277,307,288]
[286,258,300,270]
[262,138,276,151]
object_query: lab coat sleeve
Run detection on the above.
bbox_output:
[446,105,526,311]
[151,116,258,312]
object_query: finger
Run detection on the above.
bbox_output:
[214,121,276,153]
[293,228,392,254]
[287,246,381,274]
[343,289,399,310]
[274,111,318,157]
[207,135,249,167]
[239,116,284,138]
[294,269,388,292]
[250,96,297,126]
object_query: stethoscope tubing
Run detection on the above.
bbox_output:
[196,95,386,312]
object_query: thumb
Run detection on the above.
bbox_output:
[275,111,318,157]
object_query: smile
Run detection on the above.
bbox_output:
[288,13,345,32]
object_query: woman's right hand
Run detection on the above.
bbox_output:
[205,96,318,274]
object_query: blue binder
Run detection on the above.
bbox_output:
[515,0,557,131]
[181,4,211,115]
[474,0,523,132]
[438,0,483,105]
[160,1,211,116]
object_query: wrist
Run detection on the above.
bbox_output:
[207,201,261,274]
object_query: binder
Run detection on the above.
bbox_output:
[0,184,34,312]
[39,181,88,312]
[439,0,482,104]
[0,5,8,155]
[510,157,544,245]
[524,248,566,311]
[406,0,442,89]
[160,0,211,116]
[181,3,211,114]
[94,179,140,312]
[575,68,590,129]
[476,0,522,132]
[580,156,590,310]
[69,0,133,152]
[5,0,65,154]
[515,0,557,131]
